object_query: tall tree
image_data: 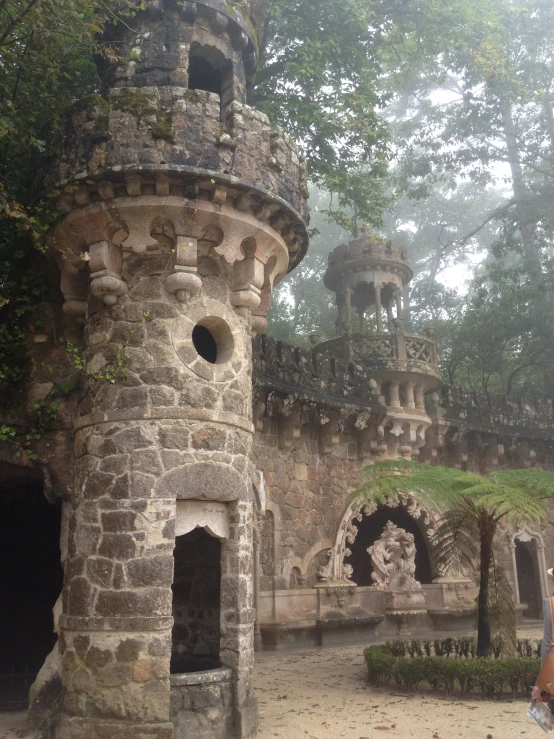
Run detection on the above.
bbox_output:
[251,0,392,227]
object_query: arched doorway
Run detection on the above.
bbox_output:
[0,475,63,709]
[344,505,433,587]
[171,528,222,674]
[515,539,542,619]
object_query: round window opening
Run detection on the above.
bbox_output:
[192,317,234,365]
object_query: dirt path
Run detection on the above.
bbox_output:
[0,629,544,739]
[254,642,540,739]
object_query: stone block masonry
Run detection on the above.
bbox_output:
[30,0,309,736]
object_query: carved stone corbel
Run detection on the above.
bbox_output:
[164,235,202,303]
[231,254,264,318]
[60,269,88,325]
[278,406,302,449]
[319,415,340,454]
[89,241,127,306]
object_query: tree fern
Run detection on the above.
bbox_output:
[488,560,516,655]
[349,460,554,656]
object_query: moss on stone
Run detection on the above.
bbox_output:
[70,94,109,117]
[111,88,158,123]
[151,111,174,142]
[184,89,201,103]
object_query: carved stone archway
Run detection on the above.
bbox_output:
[509,527,548,617]
[318,492,441,586]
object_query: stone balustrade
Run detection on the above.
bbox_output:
[439,385,554,439]
[253,334,384,410]
[254,335,554,442]
[312,331,439,378]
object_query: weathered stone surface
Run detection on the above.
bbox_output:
[127,556,173,587]
[116,639,142,662]
[67,578,93,616]
[101,511,137,532]
[155,463,246,501]
[191,427,227,451]
[95,588,172,617]
[99,533,136,560]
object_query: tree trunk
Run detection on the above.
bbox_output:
[498,95,542,285]
[477,517,493,657]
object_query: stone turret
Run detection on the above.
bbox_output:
[39,2,309,738]
[315,233,442,461]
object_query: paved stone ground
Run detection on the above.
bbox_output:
[254,628,544,739]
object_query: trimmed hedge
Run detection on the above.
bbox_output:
[383,637,542,660]
[364,646,540,698]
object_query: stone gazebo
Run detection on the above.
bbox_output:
[315,233,443,461]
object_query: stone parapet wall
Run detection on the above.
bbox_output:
[440,385,554,440]
[45,90,308,270]
[253,335,384,410]
[254,335,554,444]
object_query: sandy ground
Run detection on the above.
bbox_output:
[0,710,27,739]
[255,628,545,739]
[0,627,545,739]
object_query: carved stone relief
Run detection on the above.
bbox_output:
[367,521,421,592]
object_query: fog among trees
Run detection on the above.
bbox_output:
[2,0,554,397]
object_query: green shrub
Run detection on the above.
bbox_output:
[364,646,540,698]
[407,639,423,658]
[393,656,426,690]
[364,647,394,686]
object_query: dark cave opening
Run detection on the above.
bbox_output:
[0,479,63,709]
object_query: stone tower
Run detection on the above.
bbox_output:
[41,1,309,737]
[316,233,442,460]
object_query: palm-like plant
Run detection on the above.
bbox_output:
[349,461,554,657]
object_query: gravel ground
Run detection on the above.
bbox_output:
[0,627,546,739]
[254,627,545,739]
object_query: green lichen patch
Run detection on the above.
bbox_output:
[151,111,174,142]
[184,89,201,103]
[111,88,158,123]
[70,93,109,117]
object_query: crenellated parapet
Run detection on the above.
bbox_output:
[46,92,308,265]
[253,336,554,467]
[441,385,554,440]
[253,334,385,410]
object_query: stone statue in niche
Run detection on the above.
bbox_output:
[316,549,336,582]
[367,521,422,592]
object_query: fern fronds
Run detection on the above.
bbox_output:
[431,508,479,576]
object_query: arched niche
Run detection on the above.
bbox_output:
[510,527,548,619]
[172,501,231,674]
[324,493,440,587]
[345,506,433,586]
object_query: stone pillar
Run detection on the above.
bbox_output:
[414,386,426,410]
[405,382,416,409]
[386,302,393,333]
[395,291,403,321]
[375,283,383,334]
[389,383,401,408]
[344,287,352,328]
